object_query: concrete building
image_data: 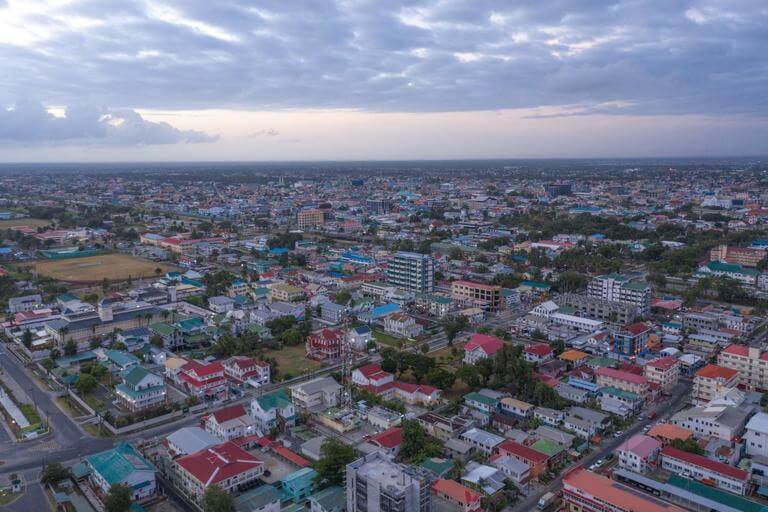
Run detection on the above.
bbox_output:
[562,468,685,512]
[386,251,434,293]
[717,344,768,391]
[692,364,739,404]
[346,452,433,512]
[450,280,501,311]
[587,273,651,315]
[644,356,680,394]
[660,445,749,495]
[745,412,768,458]
[297,209,325,230]
[289,376,342,413]
[617,434,662,474]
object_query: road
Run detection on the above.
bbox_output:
[509,380,692,511]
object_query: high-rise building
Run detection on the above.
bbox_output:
[346,452,433,512]
[386,252,435,293]
[545,182,572,198]
[366,198,391,214]
[297,209,324,230]
[587,273,651,316]
[451,280,502,311]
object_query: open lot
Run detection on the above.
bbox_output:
[262,344,324,380]
[26,253,176,282]
[0,218,51,229]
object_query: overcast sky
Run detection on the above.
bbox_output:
[0,0,766,161]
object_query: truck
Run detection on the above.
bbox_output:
[538,491,557,510]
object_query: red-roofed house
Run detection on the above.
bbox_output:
[595,367,649,398]
[617,434,662,474]
[692,364,739,404]
[306,328,345,361]
[205,405,257,441]
[463,333,505,364]
[644,356,680,393]
[223,356,270,387]
[351,364,441,405]
[660,445,749,494]
[175,441,264,500]
[432,479,482,512]
[178,360,227,398]
[524,343,554,364]
[367,427,404,456]
[352,363,395,388]
[496,439,549,479]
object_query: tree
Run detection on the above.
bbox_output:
[203,485,233,512]
[334,289,351,305]
[40,462,71,486]
[314,438,357,486]
[75,373,98,395]
[670,437,704,455]
[104,483,132,512]
[64,339,77,356]
[443,315,469,345]
[22,329,32,349]
[426,367,456,390]
[399,419,443,463]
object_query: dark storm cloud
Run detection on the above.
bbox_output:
[0,101,217,145]
[0,0,766,117]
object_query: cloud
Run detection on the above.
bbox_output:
[248,128,280,138]
[0,0,765,118]
[0,100,217,146]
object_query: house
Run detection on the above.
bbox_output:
[306,328,345,361]
[463,392,499,415]
[495,439,549,479]
[114,366,166,412]
[461,462,507,496]
[556,382,589,404]
[617,434,662,474]
[660,445,749,495]
[564,407,610,439]
[86,442,156,501]
[417,412,474,442]
[279,467,318,503]
[347,325,373,350]
[269,283,305,302]
[175,441,264,499]
[745,412,768,457]
[205,404,257,441]
[354,363,441,406]
[178,360,228,399]
[598,386,642,417]
[223,356,270,387]
[644,356,680,394]
[208,296,235,313]
[534,425,576,448]
[463,333,505,364]
[431,478,482,512]
[534,406,565,427]
[692,364,739,405]
[383,312,423,338]
[352,363,395,388]
[488,453,531,487]
[647,423,694,445]
[460,427,504,455]
[524,343,554,364]
[250,389,296,432]
[320,302,347,323]
[367,426,403,457]
[166,427,220,457]
[500,397,534,419]
[234,485,281,512]
[289,376,342,413]
[309,485,345,512]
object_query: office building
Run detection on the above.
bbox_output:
[451,280,501,311]
[386,252,435,293]
[587,274,651,315]
[346,452,432,512]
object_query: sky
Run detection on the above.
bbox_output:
[0,0,766,161]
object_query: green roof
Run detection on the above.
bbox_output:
[122,366,151,387]
[464,392,498,407]
[256,388,292,411]
[668,474,768,512]
[531,438,565,457]
[707,260,759,276]
[621,281,650,291]
[149,322,176,336]
[86,442,154,486]
[599,386,639,401]
[520,280,551,290]
[587,357,618,368]
[106,350,139,368]
[420,457,453,477]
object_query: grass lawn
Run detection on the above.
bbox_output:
[428,345,461,365]
[372,329,406,348]
[262,344,324,380]
[26,253,177,282]
[0,218,51,229]
[0,488,23,506]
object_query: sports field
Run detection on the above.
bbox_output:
[0,218,51,229]
[28,253,176,282]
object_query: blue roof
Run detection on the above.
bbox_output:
[269,247,289,255]
[371,303,401,317]
[353,325,371,334]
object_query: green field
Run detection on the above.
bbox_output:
[262,344,324,380]
[0,218,51,229]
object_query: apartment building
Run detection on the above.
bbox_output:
[594,367,649,399]
[692,364,739,404]
[710,244,765,267]
[386,251,435,293]
[644,356,680,394]
[587,273,651,315]
[717,344,768,391]
[297,209,324,230]
[557,293,641,324]
[451,280,502,311]
[175,441,264,500]
[345,452,433,512]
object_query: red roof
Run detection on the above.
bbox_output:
[722,344,749,357]
[432,478,481,505]
[368,427,403,449]
[646,356,679,371]
[183,360,224,377]
[176,441,263,486]
[595,367,648,386]
[661,446,748,481]
[272,444,311,467]
[695,364,738,381]
[211,404,248,424]
[464,333,505,355]
[497,439,549,464]
[623,322,651,336]
[525,343,553,357]
[355,363,392,381]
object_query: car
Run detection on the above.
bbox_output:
[595,459,604,466]
[614,431,623,438]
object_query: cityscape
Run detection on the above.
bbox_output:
[0,2,767,512]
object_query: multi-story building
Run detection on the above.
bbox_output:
[289,376,342,413]
[587,274,651,316]
[562,468,686,512]
[297,209,324,230]
[383,313,423,338]
[115,366,166,412]
[710,244,765,267]
[670,404,750,441]
[613,322,652,357]
[223,356,270,387]
[717,344,768,391]
[177,360,228,399]
[450,280,502,311]
[175,441,264,500]
[86,443,156,502]
[269,283,305,302]
[204,404,257,441]
[306,328,345,361]
[386,252,435,294]
[660,446,749,495]
[745,412,768,458]
[692,364,739,404]
[346,452,433,512]
[644,356,680,393]
[250,389,296,432]
[463,333,505,364]
[557,293,642,324]
[594,367,649,399]
[617,434,662,474]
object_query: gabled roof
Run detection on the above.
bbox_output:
[176,441,263,487]
[464,333,505,355]
[86,442,154,486]
[211,404,248,424]
[368,427,403,449]
[432,478,481,505]
[525,343,553,357]
[661,445,748,481]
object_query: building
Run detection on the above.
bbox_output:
[613,322,652,357]
[451,280,502,311]
[557,293,642,324]
[234,485,281,512]
[223,356,270,387]
[459,427,504,455]
[562,468,685,512]
[86,442,156,502]
[166,427,220,457]
[670,404,751,441]
[178,360,228,399]
[692,364,739,404]
[431,478,482,512]
[660,445,749,495]
[269,283,305,302]
[306,328,345,360]
[205,404,257,441]
[7,294,43,313]
[114,366,166,412]
[563,407,610,439]
[617,434,662,474]
[594,367,649,399]
[346,452,433,512]
[367,427,404,457]
[495,439,549,479]
[524,343,554,364]
[175,441,264,500]
[587,274,651,315]
[744,412,768,458]
[383,313,423,338]
[250,389,296,432]
[297,209,325,230]
[697,261,759,285]
[386,251,435,293]
[280,467,318,503]
[717,344,768,391]
[289,376,342,413]
[644,356,680,394]
[710,244,765,267]
[463,333,505,364]
[597,386,642,417]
